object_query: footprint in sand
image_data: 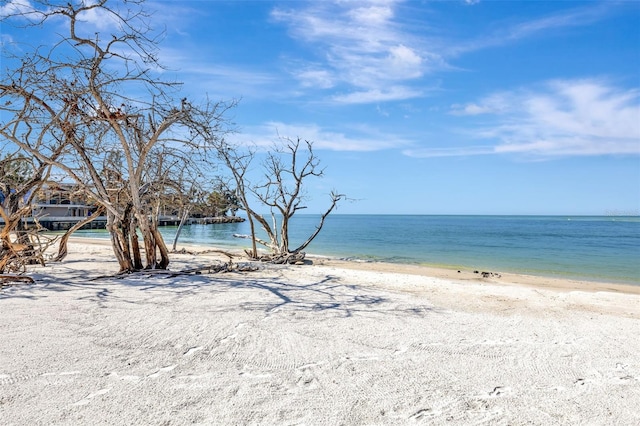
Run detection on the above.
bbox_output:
[410,408,437,420]
[488,386,512,397]
[0,373,39,385]
[220,333,238,344]
[107,371,141,382]
[72,388,110,406]
[42,371,82,378]
[148,364,177,378]
[183,346,203,357]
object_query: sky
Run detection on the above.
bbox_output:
[2,0,640,215]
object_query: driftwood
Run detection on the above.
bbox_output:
[0,274,35,289]
[248,251,306,265]
[172,248,236,260]
[90,250,259,280]
[178,262,259,274]
[0,274,35,283]
[1,203,58,275]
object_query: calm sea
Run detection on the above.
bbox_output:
[74,215,640,285]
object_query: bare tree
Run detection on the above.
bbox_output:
[0,153,56,273]
[216,145,261,258]
[1,0,235,272]
[223,137,344,264]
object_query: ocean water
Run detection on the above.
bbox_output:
[74,215,640,285]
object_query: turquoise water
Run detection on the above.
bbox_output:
[74,215,640,285]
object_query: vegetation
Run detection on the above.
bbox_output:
[219,137,344,264]
[1,0,234,273]
[1,0,342,276]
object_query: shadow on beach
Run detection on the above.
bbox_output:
[0,262,439,319]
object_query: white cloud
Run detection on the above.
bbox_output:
[271,2,619,105]
[294,69,335,89]
[387,44,422,78]
[0,0,33,16]
[333,86,423,104]
[271,1,434,104]
[450,93,510,116]
[403,145,495,158]
[441,79,640,158]
[233,121,410,152]
[450,103,488,115]
[147,0,626,109]
[1,0,127,31]
[349,4,394,24]
[75,5,123,31]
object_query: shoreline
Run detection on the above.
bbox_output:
[67,236,640,295]
[320,258,640,295]
[55,213,640,287]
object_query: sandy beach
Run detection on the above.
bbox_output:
[1,238,639,425]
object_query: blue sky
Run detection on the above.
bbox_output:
[3,0,640,215]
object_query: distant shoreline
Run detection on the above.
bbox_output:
[67,237,640,295]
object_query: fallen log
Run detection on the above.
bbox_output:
[256,251,306,265]
[89,261,260,281]
[0,274,35,288]
[172,248,236,260]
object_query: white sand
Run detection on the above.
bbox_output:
[1,239,639,425]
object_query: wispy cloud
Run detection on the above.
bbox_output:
[293,68,335,89]
[271,0,434,104]
[403,145,495,158]
[450,93,511,116]
[413,79,640,158]
[142,0,626,108]
[0,0,34,16]
[269,1,625,106]
[452,2,619,55]
[75,9,124,32]
[233,121,411,152]
[157,46,281,99]
[1,0,133,31]
[332,86,425,104]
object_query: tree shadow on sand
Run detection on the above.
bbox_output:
[1,263,439,319]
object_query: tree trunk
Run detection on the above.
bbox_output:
[152,227,170,269]
[280,214,290,254]
[107,212,135,273]
[136,212,170,270]
[135,212,155,269]
[53,206,105,262]
[130,220,143,270]
[172,208,190,251]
